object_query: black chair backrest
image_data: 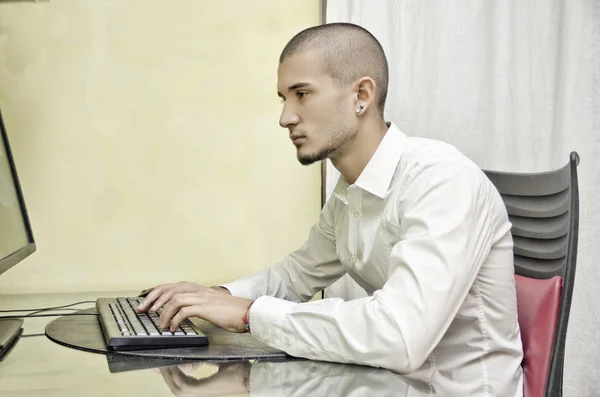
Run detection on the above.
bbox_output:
[482,151,580,397]
[483,152,579,280]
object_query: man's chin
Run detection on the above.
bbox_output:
[298,157,319,166]
[296,144,336,166]
[297,151,324,166]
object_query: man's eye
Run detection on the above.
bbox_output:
[296,92,308,99]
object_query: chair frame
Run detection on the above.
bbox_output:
[484,152,580,397]
[548,152,580,396]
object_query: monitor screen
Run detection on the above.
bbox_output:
[0,107,35,276]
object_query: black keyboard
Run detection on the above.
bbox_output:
[96,297,209,350]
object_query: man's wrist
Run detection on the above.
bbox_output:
[242,301,254,333]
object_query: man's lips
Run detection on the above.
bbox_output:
[290,135,306,144]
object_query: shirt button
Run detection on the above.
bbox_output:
[353,211,361,218]
[351,256,357,263]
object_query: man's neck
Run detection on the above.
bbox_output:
[332,119,389,184]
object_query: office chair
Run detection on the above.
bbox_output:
[484,152,580,397]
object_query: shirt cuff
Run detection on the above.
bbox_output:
[249,295,296,345]
[218,280,254,300]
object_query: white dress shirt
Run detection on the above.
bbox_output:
[222,122,524,396]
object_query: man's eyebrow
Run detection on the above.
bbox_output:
[289,82,311,90]
[277,82,312,98]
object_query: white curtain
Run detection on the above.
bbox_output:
[323,1,600,395]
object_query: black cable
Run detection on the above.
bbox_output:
[0,300,95,314]
[26,308,82,316]
[21,333,45,338]
[0,312,97,320]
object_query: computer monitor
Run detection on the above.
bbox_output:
[0,106,36,361]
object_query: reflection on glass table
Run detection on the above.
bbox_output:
[107,355,431,397]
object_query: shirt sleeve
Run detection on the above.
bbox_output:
[247,163,500,374]
[220,197,346,303]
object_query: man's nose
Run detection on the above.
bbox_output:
[279,103,300,128]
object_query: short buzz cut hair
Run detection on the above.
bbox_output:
[279,22,389,117]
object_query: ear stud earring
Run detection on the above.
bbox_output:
[356,104,364,113]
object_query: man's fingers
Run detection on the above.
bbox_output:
[178,362,203,374]
[150,288,180,312]
[159,367,182,395]
[168,366,201,393]
[137,284,169,312]
[137,282,205,313]
[170,307,194,332]
[158,293,205,329]
[152,283,204,312]
[149,284,190,313]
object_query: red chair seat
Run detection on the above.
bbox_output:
[515,274,563,397]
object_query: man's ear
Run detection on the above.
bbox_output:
[354,77,376,115]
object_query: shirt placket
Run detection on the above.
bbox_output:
[347,186,363,268]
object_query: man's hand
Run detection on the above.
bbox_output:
[136,281,252,333]
[157,362,251,397]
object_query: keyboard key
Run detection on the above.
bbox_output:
[115,298,149,335]
[127,297,140,307]
[109,303,132,334]
[138,314,160,335]
[180,324,197,335]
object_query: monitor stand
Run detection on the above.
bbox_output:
[0,319,24,362]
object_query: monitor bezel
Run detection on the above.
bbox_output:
[0,106,36,276]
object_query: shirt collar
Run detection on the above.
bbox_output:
[333,122,407,202]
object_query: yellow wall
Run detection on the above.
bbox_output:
[0,0,321,294]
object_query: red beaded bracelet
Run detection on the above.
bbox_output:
[242,302,253,333]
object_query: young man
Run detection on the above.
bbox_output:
[138,23,524,395]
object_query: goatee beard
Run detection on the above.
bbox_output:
[298,144,340,165]
[296,127,355,165]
